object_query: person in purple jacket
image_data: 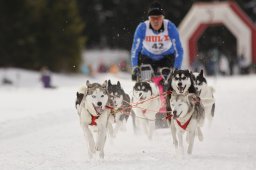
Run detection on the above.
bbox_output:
[40,66,56,89]
[131,1,184,81]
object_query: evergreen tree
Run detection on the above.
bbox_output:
[0,0,38,68]
[36,0,85,72]
[0,0,85,72]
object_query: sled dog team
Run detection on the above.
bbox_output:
[75,69,215,159]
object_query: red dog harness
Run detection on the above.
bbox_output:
[89,105,114,126]
[90,115,99,126]
[166,114,192,130]
[176,116,192,130]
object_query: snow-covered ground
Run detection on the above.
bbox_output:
[0,68,256,170]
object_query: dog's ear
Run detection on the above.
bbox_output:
[86,80,90,87]
[108,80,112,86]
[102,80,107,88]
[85,80,90,94]
[117,81,121,87]
[190,71,195,81]
[173,68,178,74]
[169,68,175,81]
[167,75,174,91]
[190,71,194,76]
[199,70,204,76]
[76,92,84,106]
[188,71,197,93]
[188,80,197,94]
[185,69,190,76]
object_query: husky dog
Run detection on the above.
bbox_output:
[132,81,161,139]
[169,69,197,94]
[107,80,131,137]
[76,80,111,159]
[192,70,215,124]
[169,93,205,155]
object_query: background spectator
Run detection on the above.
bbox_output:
[219,53,229,75]
[238,53,250,75]
[40,66,55,88]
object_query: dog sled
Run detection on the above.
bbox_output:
[135,64,173,128]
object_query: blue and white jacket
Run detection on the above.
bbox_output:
[131,19,183,69]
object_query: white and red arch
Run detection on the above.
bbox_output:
[179,1,256,68]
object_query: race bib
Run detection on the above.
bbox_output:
[142,20,172,55]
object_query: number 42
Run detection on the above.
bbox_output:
[152,43,163,49]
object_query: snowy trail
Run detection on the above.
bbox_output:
[0,70,256,170]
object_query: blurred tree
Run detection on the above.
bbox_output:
[0,0,85,72]
[76,0,101,48]
[36,0,85,72]
[0,0,37,68]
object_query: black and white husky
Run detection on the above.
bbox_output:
[132,81,161,139]
[169,69,197,95]
[192,70,215,124]
[169,93,205,155]
[76,80,111,159]
[107,80,131,137]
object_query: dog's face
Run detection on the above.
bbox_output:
[171,70,192,94]
[108,80,124,108]
[192,70,207,92]
[133,81,152,101]
[85,80,109,116]
[170,95,189,119]
[170,94,196,119]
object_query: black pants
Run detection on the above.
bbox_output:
[138,54,175,74]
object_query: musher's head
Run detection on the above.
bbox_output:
[148,1,164,31]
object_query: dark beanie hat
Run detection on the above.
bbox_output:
[148,1,164,16]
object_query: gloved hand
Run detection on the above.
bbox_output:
[131,67,140,81]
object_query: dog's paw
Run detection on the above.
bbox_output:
[187,148,193,155]
[112,132,117,138]
[197,127,204,141]
[109,131,116,138]
[99,151,104,159]
[109,132,116,138]
[88,150,94,159]
[95,144,102,151]
[173,140,178,148]
[175,148,185,159]
[90,146,96,153]
[186,134,189,143]
[198,133,203,141]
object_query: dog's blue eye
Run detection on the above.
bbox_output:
[178,104,182,106]
[92,95,96,98]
